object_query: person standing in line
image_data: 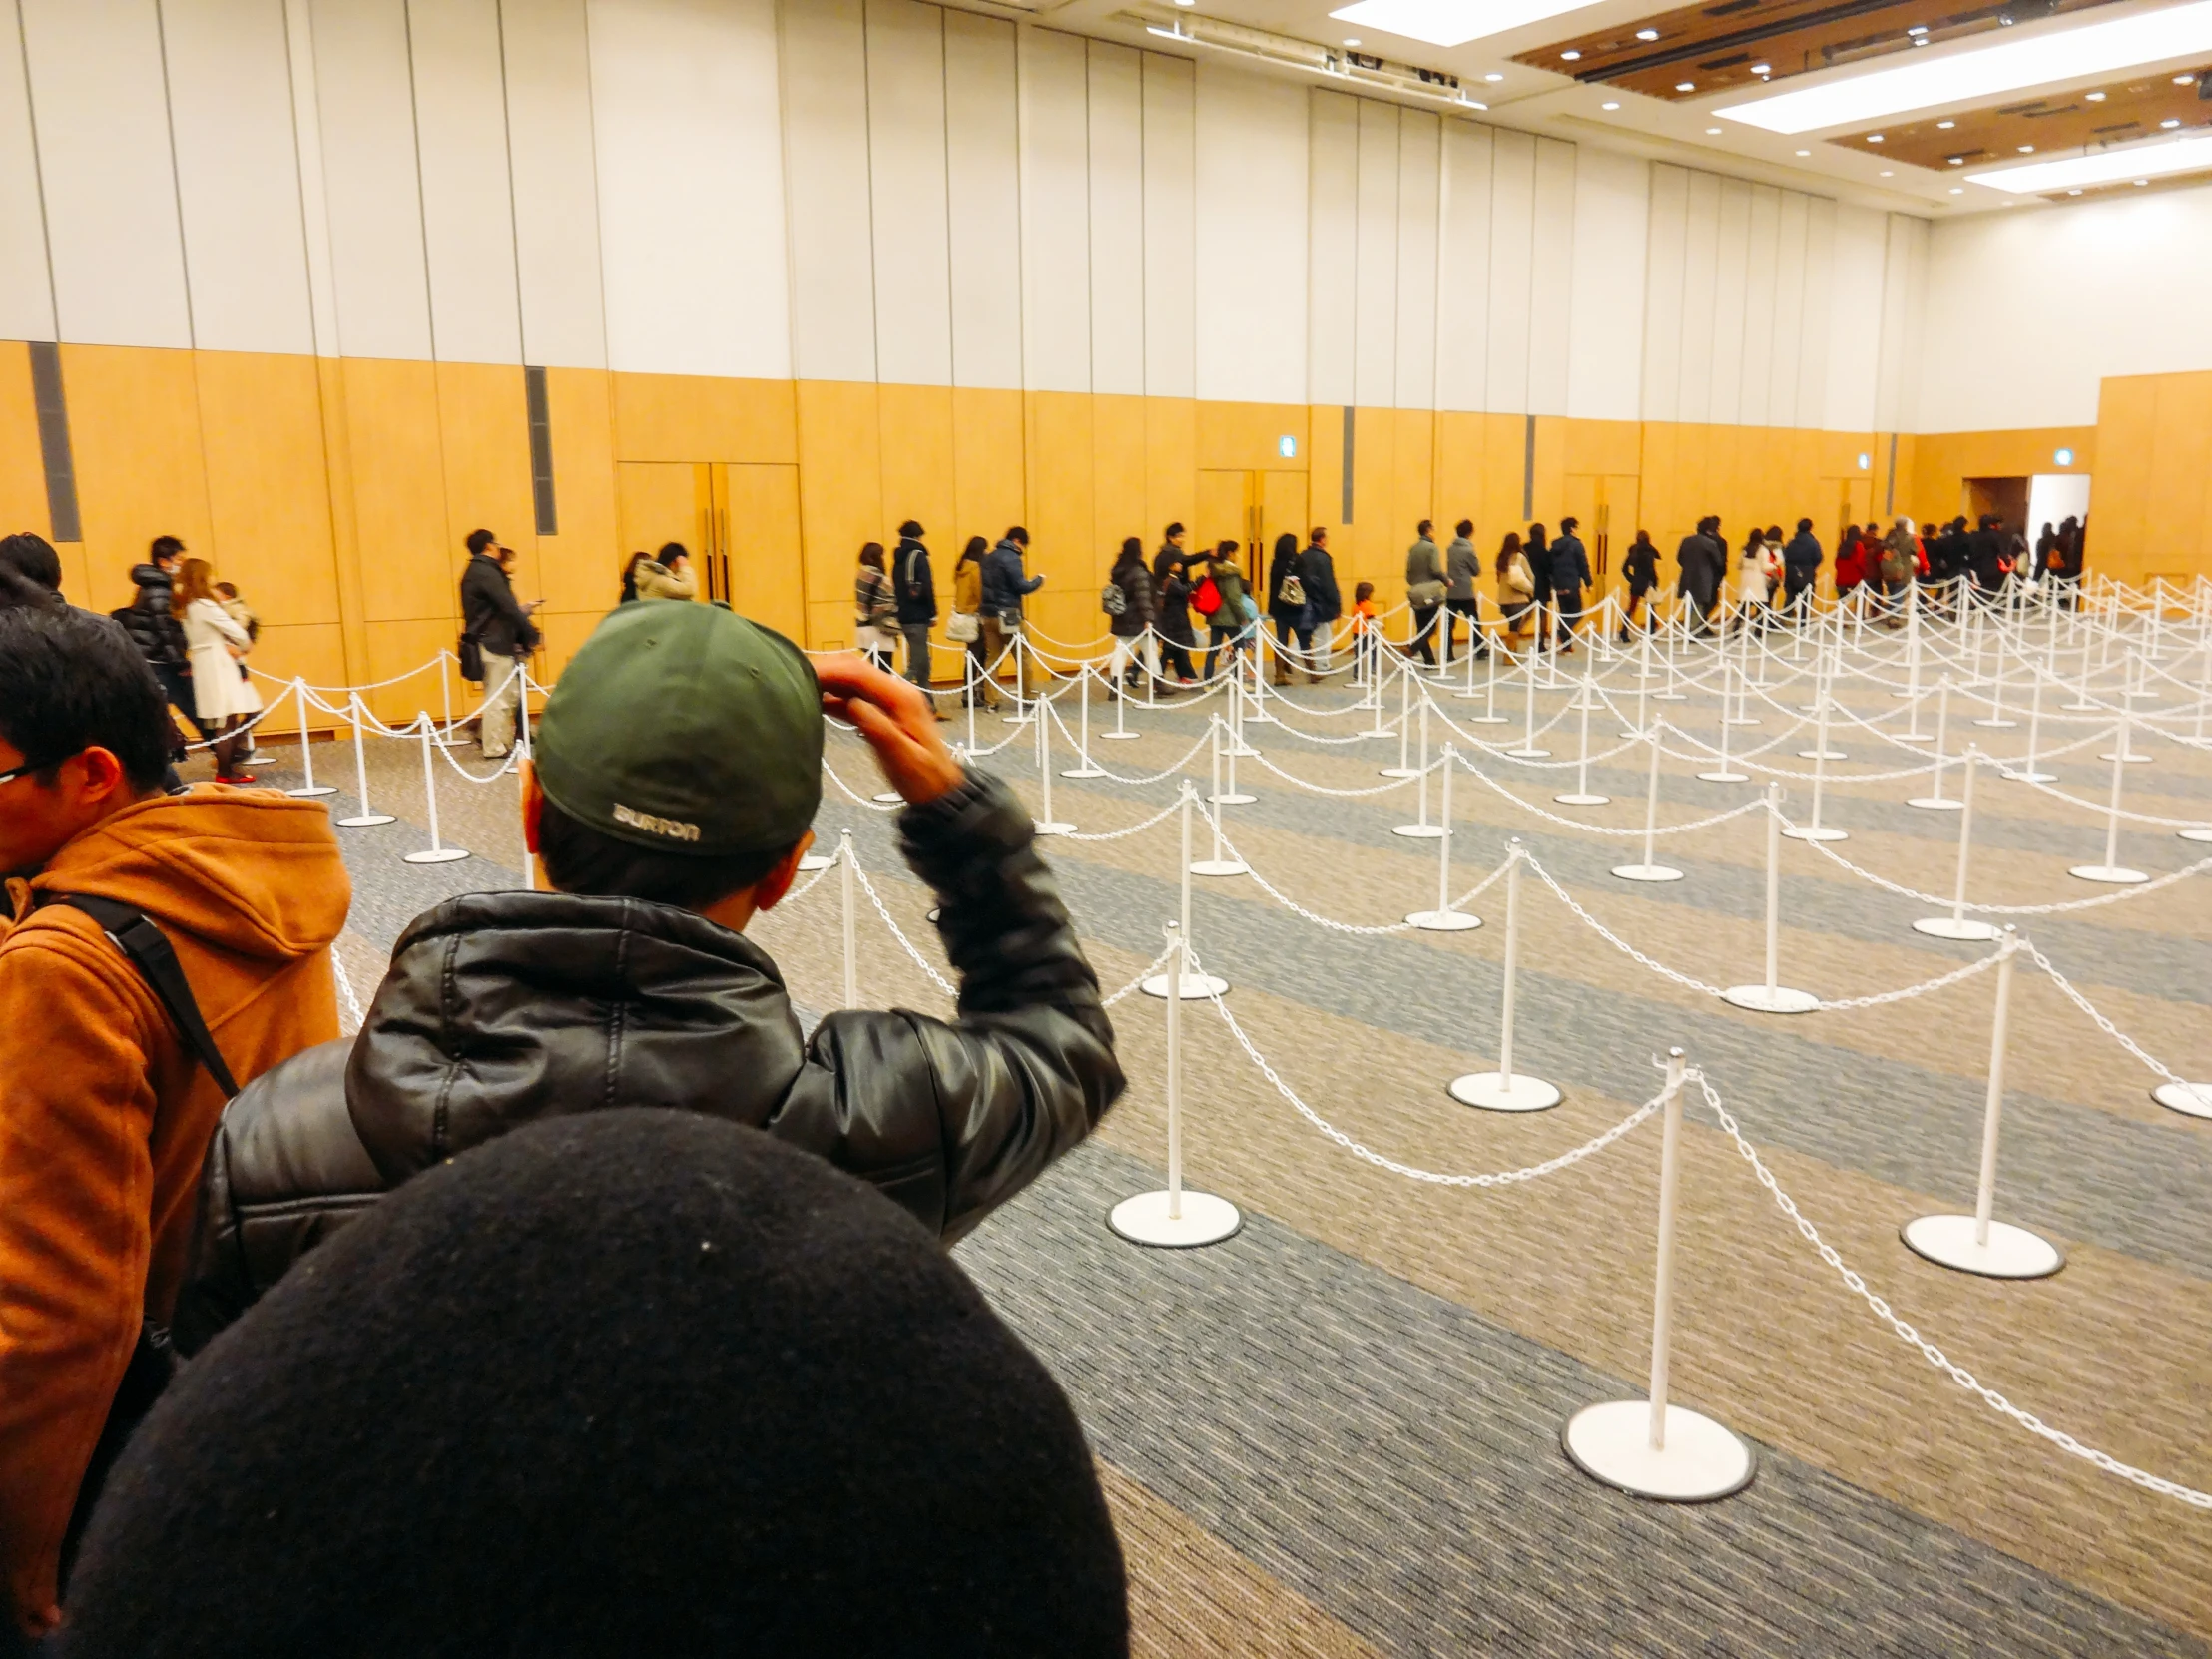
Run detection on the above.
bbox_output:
[2032,522,2056,585]
[1350,580,1380,682]
[892,521,939,709]
[1781,518,1823,624]
[119,538,206,754]
[1104,538,1159,700]
[459,529,541,760]
[853,544,896,675]
[1152,522,1188,597]
[1616,530,1660,641]
[1264,532,1308,685]
[213,583,265,765]
[618,551,649,604]
[1733,530,1771,635]
[1834,528,1867,618]
[1298,528,1342,679]
[175,560,258,783]
[1523,523,1555,651]
[1550,518,1591,654]
[1403,519,1446,667]
[1155,555,1200,685]
[981,527,1044,704]
[950,537,995,711]
[1198,541,1254,682]
[1878,519,1916,627]
[1674,516,1723,637]
[1493,532,1535,657]
[632,544,696,603]
[0,532,64,610]
[1442,520,1484,664]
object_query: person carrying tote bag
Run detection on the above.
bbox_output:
[853,543,896,673]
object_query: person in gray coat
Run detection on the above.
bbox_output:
[1403,520,1446,667]
[1442,519,1486,663]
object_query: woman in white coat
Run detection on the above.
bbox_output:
[175,557,257,781]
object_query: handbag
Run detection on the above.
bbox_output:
[946,611,980,643]
[457,628,485,684]
[1192,575,1222,617]
[1408,579,1445,607]
[1277,573,1306,607]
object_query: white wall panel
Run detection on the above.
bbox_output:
[1767,191,1806,430]
[0,0,52,340]
[1823,202,1887,432]
[19,0,190,347]
[1708,179,1749,426]
[1140,52,1194,399]
[1676,171,1719,424]
[1194,60,1303,404]
[587,0,789,379]
[1483,128,1533,415]
[281,0,339,355]
[1305,88,1357,407]
[1432,117,1490,413]
[1874,212,1925,432]
[1086,40,1143,397]
[1564,145,1644,422]
[1352,98,1396,408]
[500,0,605,368]
[1015,25,1088,393]
[1639,164,1685,423]
[1392,110,1438,411]
[1797,197,1834,428]
[309,0,431,359]
[863,0,950,387]
[780,0,874,382]
[942,10,1019,390]
[1526,134,1574,417]
[408,0,523,363]
[1739,184,1778,427]
[158,0,313,355]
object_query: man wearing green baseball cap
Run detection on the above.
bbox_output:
[172,604,1124,1348]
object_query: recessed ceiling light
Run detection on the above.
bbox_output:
[1912,37,1928,45]
[1751,62,1770,73]
[1796,147,1811,155]
[1880,168,1894,175]
[2162,117,2181,127]
[1711,0,2212,134]
[1676,80,1695,91]
[1560,49,1580,60]
[1343,37,1361,45]
[1867,132,1884,141]
[2068,187,2083,194]
[1484,72,1504,81]
[1329,0,1624,47]
[2178,73,2197,83]
[1949,156,1964,163]
[1966,131,2212,190]
[1637,28,1660,41]
[1949,186,1964,193]
[1707,125,1723,133]
[2018,143,2034,152]
[1601,100,1621,109]
[1908,23,1929,33]
[2135,177,2150,185]
[2086,90,2106,100]
[1937,119,1955,128]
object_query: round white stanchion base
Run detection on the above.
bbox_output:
[799,853,834,872]
[285,785,339,798]
[1060,765,1107,780]
[1228,743,1260,759]
[925,907,940,923]
[1190,858,1248,878]
[1781,825,1848,843]
[403,847,471,865]
[1906,796,1964,812]
[1722,716,1760,729]
[1796,747,1846,761]
[1611,862,1684,883]
[872,790,904,804]
[1503,747,1551,761]
[1141,971,1229,1000]
[1211,791,1257,807]
[1901,1214,2064,1280]
[1108,1189,1243,1248]
[1407,908,1481,932]
[1561,1401,1755,1503]
[2011,769,2056,783]
[2096,751,2152,765]
[2151,1080,2212,1119]
[1720,984,1818,1014]
[2068,863,2148,885]
[1447,1071,1561,1112]
[1380,766,1420,779]
[1096,730,1142,742]
[1034,822,1075,836]
[1696,769,1749,784]
[2178,828,2212,844]
[1653,691,1687,702]
[1913,916,2000,941]
[1895,731,1933,743]
[335,812,397,828]
[1554,792,1611,807]
[1971,717,2017,730]
[1390,824,1447,839]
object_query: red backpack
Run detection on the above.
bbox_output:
[1192,575,1222,617]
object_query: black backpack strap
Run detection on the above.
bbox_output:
[45,893,241,1099]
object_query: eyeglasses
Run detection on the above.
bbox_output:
[0,756,65,787]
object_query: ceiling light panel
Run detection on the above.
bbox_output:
[1716,0,2212,133]
[1965,129,2212,189]
[1330,0,1595,48]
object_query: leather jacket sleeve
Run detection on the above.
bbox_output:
[764,772,1122,1242]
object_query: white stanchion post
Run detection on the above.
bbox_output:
[1721,783,1816,1013]
[1974,624,2016,727]
[1034,696,1072,835]
[401,719,470,865]
[1448,841,1560,1111]
[1507,645,1550,759]
[1914,752,1999,940]
[1564,1048,1755,1501]
[1112,922,1244,1247]
[1897,584,1922,706]
[1392,698,1444,838]
[1906,679,1961,809]
[1656,608,1684,701]
[1697,667,1746,782]
[1466,631,1505,722]
[1190,723,1247,879]
[1062,666,1106,777]
[2015,673,2055,783]
[1382,666,1417,774]
[283,679,337,798]
[333,694,395,828]
[838,829,858,1007]
[516,677,537,889]
[1612,723,1683,882]
[1408,745,1481,932]
[1556,667,1608,806]
[1903,932,2064,1278]
[1783,685,1847,843]
[2069,713,2148,883]
[1101,649,1139,741]
[1145,783,1232,998]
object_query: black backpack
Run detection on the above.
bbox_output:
[34,894,240,1594]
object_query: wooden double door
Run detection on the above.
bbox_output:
[1198,469,1308,590]
[615,462,805,642]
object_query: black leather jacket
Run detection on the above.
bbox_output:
[172,772,1121,1355]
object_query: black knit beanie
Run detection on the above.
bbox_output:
[61,1111,1127,1657]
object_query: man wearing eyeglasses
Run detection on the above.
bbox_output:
[0,604,347,1643]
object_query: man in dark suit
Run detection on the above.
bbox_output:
[1675,515,1724,636]
[1297,528,1342,679]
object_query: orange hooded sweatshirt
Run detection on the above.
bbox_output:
[0,787,348,1627]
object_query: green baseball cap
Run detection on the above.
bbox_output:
[536,603,823,857]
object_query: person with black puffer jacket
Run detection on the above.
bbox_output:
[116,537,206,749]
[171,606,1124,1353]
